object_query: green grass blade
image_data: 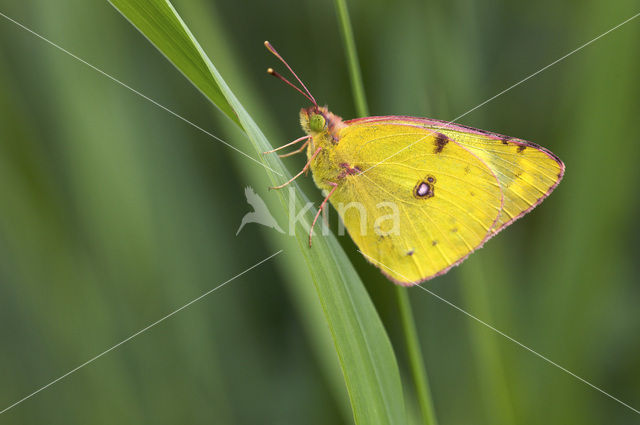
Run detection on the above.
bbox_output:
[334,0,369,117]
[108,1,406,423]
[396,287,438,425]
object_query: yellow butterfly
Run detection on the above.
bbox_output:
[264,42,564,286]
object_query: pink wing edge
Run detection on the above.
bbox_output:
[345,115,566,286]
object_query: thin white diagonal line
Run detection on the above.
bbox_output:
[0,250,283,416]
[360,11,640,176]
[0,10,282,177]
[358,250,640,415]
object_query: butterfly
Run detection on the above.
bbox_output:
[264,41,565,286]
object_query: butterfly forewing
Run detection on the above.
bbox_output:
[436,130,565,234]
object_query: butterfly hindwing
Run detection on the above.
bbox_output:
[327,118,563,285]
[330,123,504,284]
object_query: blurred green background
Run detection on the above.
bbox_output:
[1,0,639,424]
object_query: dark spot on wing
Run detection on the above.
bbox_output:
[451,227,458,233]
[517,145,527,153]
[425,119,521,142]
[414,182,432,198]
[450,122,492,135]
[470,191,475,197]
[464,165,471,174]
[431,240,438,246]
[414,177,436,199]
[338,163,362,178]
[433,133,449,154]
[406,249,415,256]
[501,137,510,145]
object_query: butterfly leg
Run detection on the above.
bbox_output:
[278,140,309,158]
[270,147,322,190]
[309,182,338,247]
[262,135,311,154]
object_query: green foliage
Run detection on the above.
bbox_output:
[0,0,639,424]
[108,1,406,424]
[334,0,369,117]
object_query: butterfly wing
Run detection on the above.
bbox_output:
[331,118,563,285]
[329,123,504,285]
[440,128,564,234]
[346,116,565,236]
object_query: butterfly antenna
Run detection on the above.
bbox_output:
[264,41,317,107]
[267,68,316,105]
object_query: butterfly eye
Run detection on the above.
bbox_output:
[309,114,326,132]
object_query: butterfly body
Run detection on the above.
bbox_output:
[300,107,564,285]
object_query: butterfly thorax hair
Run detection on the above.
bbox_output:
[300,106,351,193]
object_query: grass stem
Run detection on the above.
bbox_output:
[333,2,438,422]
[396,286,438,425]
[333,0,369,117]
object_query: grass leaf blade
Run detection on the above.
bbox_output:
[108,0,407,423]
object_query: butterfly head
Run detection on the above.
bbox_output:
[300,106,346,144]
